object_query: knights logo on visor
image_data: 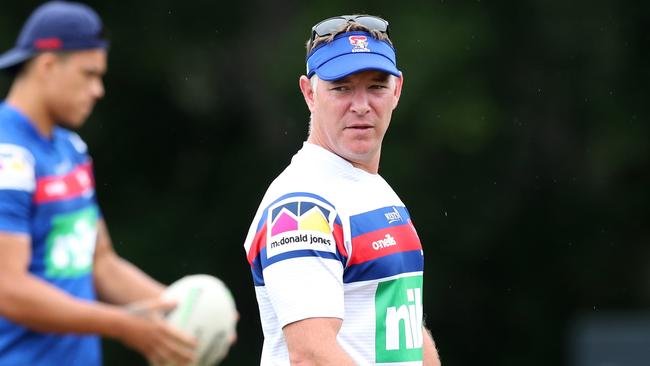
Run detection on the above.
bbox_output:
[349,35,370,53]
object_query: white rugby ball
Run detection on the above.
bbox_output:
[162,274,237,366]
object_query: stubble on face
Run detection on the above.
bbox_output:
[308,71,400,173]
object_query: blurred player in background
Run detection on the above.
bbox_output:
[244,14,442,365]
[0,2,196,365]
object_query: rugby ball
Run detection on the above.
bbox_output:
[162,274,237,366]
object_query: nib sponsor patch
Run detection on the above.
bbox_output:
[375,275,424,363]
[266,197,337,258]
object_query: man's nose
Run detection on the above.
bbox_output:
[91,78,104,99]
[350,90,370,115]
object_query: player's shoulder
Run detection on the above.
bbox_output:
[0,143,36,191]
[262,177,339,217]
[0,110,36,177]
[269,161,337,193]
[268,167,320,193]
[0,108,24,143]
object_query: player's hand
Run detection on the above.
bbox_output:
[228,311,240,345]
[225,311,240,353]
[120,297,198,366]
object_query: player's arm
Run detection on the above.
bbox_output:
[0,231,196,365]
[93,219,164,304]
[422,325,441,366]
[0,231,130,335]
[283,317,356,365]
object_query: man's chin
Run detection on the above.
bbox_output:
[345,143,377,158]
[341,147,378,163]
[57,118,87,130]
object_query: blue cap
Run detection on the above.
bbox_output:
[0,1,107,70]
[306,31,400,81]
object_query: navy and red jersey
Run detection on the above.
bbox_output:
[244,142,426,365]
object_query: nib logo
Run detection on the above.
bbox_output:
[386,287,423,350]
[375,276,424,363]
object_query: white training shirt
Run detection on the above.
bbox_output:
[244,142,425,365]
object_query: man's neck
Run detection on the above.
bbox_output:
[5,81,55,138]
[349,159,379,175]
[306,136,381,174]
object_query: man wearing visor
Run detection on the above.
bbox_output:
[0,2,196,365]
[244,15,441,365]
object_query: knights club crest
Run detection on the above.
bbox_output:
[349,35,370,53]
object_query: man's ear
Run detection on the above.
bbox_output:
[392,74,404,110]
[299,75,316,113]
[30,52,59,81]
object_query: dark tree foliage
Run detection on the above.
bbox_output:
[1,1,648,365]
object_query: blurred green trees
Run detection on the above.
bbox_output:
[1,1,647,364]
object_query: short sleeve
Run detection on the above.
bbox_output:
[0,143,35,233]
[248,193,348,327]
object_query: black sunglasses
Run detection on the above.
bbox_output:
[310,15,390,43]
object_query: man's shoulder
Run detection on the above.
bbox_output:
[0,107,25,144]
[0,105,40,151]
[266,162,337,196]
[249,148,349,221]
[0,107,35,165]
[0,113,36,184]
[0,143,36,192]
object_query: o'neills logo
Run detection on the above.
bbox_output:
[372,234,397,250]
[349,35,370,53]
[270,233,332,249]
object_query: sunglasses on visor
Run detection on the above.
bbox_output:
[310,15,390,43]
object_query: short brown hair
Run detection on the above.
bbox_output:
[305,21,392,56]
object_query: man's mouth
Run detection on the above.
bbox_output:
[346,124,373,130]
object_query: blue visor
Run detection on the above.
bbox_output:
[306,31,400,81]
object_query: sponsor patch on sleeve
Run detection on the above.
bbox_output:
[0,144,36,192]
[265,196,337,259]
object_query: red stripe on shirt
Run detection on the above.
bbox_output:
[333,222,347,258]
[247,223,268,265]
[34,162,95,203]
[247,221,346,265]
[348,223,422,265]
